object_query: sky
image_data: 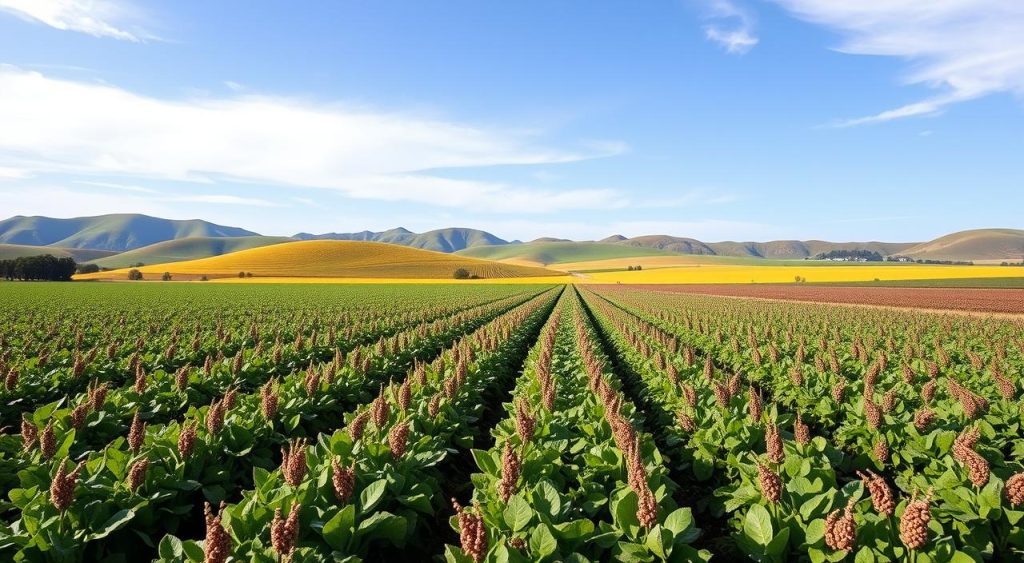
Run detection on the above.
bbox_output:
[0,0,1021,243]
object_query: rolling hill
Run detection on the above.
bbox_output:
[293,227,508,252]
[0,214,259,251]
[457,241,679,266]
[0,244,118,262]
[902,229,1024,263]
[76,240,564,280]
[86,236,293,269]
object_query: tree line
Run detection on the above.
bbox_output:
[0,255,78,281]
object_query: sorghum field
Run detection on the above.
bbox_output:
[0,283,1022,562]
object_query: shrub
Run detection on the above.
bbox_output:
[453,268,470,280]
[238,271,246,278]
[77,263,100,274]
[127,269,143,281]
[162,272,173,281]
[199,275,209,282]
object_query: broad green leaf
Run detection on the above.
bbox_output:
[664,507,698,544]
[554,518,594,540]
[530,523,557,559]
[87,509,136,541]
[322,505,356,551]
[743,504,773,547]
[503,495,533,532]
[360,479,388,515]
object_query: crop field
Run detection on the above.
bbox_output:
[1,283,1022,562]
[618,284,1024,315]
[581,264,1024,285]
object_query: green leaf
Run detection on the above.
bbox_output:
[472,449,498,476]
[664,507,698,544]
[158,535,183,560]
[645,524,668,559]
[357,511,407,546]
[530,523,557,559]
[766,526,790,556]
[322,505,356,551]
[554,518,594,541]
[743,504,773,547]
[612,490,642,541]
[503,495,533,532]
[360,479,388,515]
[87,509,136,541]
[854,546,876,563]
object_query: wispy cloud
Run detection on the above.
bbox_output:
[702,0,759,55]
[0,166,31,180]
[75,180,158,193]
[0,0,145,41]
[169,194,280,207]
[771,1,1024,125]
[0,66,627,214]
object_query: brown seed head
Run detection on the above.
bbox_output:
[203,501,231,563]
[178,421,198,458]
[40,421,56,459]
[331,459,355,504]
[270,503,301,558]
[21,415,38,451]
[128,411,145,453]
[388,420,410,460]
[899,489,933,551]
[280,438,308,487]
[348,411,369,441]
[824,497,857,551]
[757,463,782,504]
[127,457,149,492]
[857,470,895,517]
[515,400,535,444]
[1006,473,1024,507]
[496,442,522,502]
[49,457,85,512]
[206,399,225,436]
[452,499,487,563]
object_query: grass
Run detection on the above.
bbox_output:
[456,241,678,265]
[76,240,565,280]
[0,243,118,262]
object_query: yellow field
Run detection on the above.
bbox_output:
[209,275,576,284]
[75,240,564,281]
[581,264,1024,284]
[553,255,716,271]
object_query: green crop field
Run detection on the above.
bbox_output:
[0,283,1021,562]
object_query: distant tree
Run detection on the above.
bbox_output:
[636,265,642,271]
[627,265,634,271]
[162,272,173,281]
[453,268,470,280]
[199,275,209,282]
[77,263,100,274]
[238,271,246,278]
[0,255,76,281]
[245,272,254,278]
[127,269,143,281]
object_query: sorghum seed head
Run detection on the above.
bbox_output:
[332,459,355,504]
[127,458,149,492]
[49,457,85,512]
[757,463,782,504]
[856,470,895,517]
[40,421,56,459]
[203,502,231,563]
[824,497,857,551]
[389,420,410,460]
[270,503,301,558]
[899,489,933,551]
[281,438,308,487]
[128,411,145,453]
[1006,473,1024,507]
[452,499,487,563]
[348,411,369,441]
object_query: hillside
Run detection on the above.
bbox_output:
[293,227,507,252]
[0,214,258,251]
[703,240,916,259]
[902,229,1024,262]
[0,244,118,262]
[76,240,563,280]
[457,241,678,265]
[87,236,293,269]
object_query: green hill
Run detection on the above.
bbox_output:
[902,229,1024,262]
[0,244,118,262]
[456,241,677,265]
[293,227,507,252]
[87,236,293,269]
[0,214,259,251]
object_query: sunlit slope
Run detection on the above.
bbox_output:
[457,241,677,265]
[87,236,292,269]
[903,229,1024,262]
[76,240,564,280]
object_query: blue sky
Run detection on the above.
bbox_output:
[0,1,1021,242]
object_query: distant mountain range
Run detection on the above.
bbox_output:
[0,214,256,251]
[0,213,1021,266]
[292,227,508,253]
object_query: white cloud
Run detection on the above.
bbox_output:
[0,166,31,180]
[75,180,158,193]
[702,0,759,55]
[0,66,627,214]
[0,0,143,41]
[477,218,780,242]
[771,1,1024,125]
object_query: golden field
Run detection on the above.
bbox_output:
[75,240,564,281]
[580,264,1024,284]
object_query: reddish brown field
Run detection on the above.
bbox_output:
[606,284,1024,315]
